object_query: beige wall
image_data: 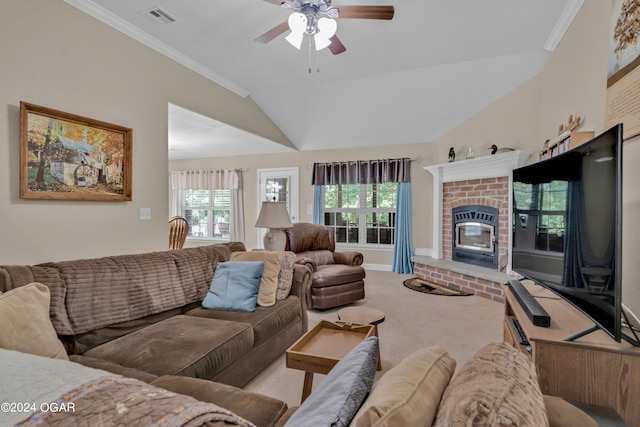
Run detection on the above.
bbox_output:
[0,0,288,264]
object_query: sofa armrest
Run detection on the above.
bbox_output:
[296,257,316,272]
[290,264,312,332]
[333,251,364,266]
[150,375,287,427]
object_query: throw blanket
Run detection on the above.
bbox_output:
[15,376,254,427]
[0,349,254,427]
[0,245,232,335]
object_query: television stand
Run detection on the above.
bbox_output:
[504,281,640,427]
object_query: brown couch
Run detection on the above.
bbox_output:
[283,223,366,309]
[0,243,311,388]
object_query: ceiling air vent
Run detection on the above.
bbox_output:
[140,7,179,25]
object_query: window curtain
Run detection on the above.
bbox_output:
[170,169,245,242]
[313,185,323,224]
[312,158,414,273]
[392,182,414,274]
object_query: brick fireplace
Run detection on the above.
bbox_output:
[412,150,530,302]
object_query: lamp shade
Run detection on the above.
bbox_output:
[255,201,293,229]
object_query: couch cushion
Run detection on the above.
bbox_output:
[83,315,253,380]
[69,354,159,383]
[284,223,334,253]
[230,251,281,306]
[276,252,296,300]
[284,336,379,427]
[350,345,456,427]
[202,261,263,312]
[151,375,288,427]
[186,296,302,347]
[0,282,68,360]
[543,395,598,427]
[433,342,548,427]
[313,264,366,288]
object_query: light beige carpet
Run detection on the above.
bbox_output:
[244,269,504,407]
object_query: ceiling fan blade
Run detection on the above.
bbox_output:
[333,5,394,20]
[255,21,290,44]
[328,35,346,55]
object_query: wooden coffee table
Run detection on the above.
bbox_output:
[286,320,375,403]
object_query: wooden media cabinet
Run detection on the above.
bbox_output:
[503,281,640,426]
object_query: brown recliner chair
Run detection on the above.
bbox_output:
[283,223,365,310]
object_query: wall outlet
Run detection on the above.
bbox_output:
[139,208,151,220]
[307,203,313,215]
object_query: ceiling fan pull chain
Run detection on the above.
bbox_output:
[308,36,312,73]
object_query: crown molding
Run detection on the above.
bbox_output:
[64,0,250,98]
[544,0,585,52]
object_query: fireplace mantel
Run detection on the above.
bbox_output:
[423,150,531,260]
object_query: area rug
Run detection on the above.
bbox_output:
[403,277,473,296]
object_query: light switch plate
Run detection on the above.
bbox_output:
[139,208,151,220]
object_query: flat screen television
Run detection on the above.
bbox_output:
[512,123,638,346]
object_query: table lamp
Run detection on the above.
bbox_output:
[255,201,293,251]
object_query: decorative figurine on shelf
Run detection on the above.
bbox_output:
[487,144,514,155]
[466,147,475,159]
[558,114,583,135]
[448,147,455,162]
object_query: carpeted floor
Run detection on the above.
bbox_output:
[244,269,504,407]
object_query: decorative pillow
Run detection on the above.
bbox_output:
[0,282,68,360]
[230,251,281,306]
[433,342,548,427]
[276,252,296,300]
[285,336,379,427]
[350,345,456,427]
[202,261,264,312]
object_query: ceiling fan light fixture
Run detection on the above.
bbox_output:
[285,31,304,49]
[285,12,306,49]
[287,12,307,33]
[317,17,337,38]
[314,33,332,50]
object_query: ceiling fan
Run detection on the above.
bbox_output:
[255,0,394,55]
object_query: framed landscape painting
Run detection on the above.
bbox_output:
[20,102,132,201]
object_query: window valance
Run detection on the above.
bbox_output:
[311,158,411,185]
[170,169,242,191]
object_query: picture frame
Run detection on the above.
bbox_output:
[20,101,132,201]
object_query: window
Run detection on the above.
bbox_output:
[182,189,231,239]
[323,183,396,245]
[513,180,567,252]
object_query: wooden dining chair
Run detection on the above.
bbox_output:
[169,215,189,249]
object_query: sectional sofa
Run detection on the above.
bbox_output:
[0,243,311,388]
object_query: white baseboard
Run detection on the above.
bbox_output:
[414,247,434,257]
[362,263,392,272]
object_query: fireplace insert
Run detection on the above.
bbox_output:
[452,205,499,268]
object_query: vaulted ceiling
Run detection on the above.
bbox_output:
[65,0,583,159]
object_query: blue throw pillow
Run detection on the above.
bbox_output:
[202,261,264,312]
[284,336,379,427]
